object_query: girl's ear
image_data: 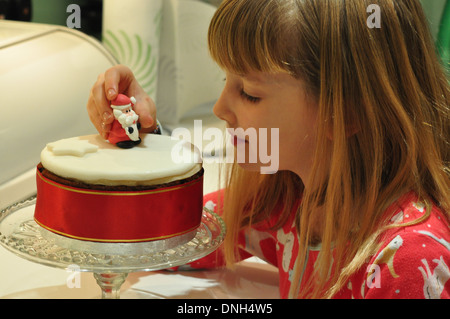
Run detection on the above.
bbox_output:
[325,108,361,140]
[344,122,361,138]
[326,122,360,140]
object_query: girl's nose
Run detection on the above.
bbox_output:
[213,87,237,127]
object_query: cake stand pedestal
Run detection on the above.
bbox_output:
[0,196,226,299]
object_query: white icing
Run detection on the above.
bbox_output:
[41,134,202,186]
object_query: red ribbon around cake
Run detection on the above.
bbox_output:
[34,167,203,242]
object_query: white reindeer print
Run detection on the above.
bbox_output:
[418,256,450,299]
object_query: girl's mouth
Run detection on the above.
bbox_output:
[227,128,248,147]
[232,135,247,146]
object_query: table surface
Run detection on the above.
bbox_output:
[0,161,280,299]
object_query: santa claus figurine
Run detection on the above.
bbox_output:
[108,94,141,148]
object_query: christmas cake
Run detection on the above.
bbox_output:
[34,133,204,243]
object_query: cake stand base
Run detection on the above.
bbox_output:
[94,273,128,299]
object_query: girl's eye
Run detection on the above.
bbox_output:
[240,89,261,103]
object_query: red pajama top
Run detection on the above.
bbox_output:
[181,191,450,299]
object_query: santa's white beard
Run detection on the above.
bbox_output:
[113,110,140,141]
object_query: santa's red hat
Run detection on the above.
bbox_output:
[111,94,136,110]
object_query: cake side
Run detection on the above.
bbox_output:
[37,163,204,191]
[34,167,204,242]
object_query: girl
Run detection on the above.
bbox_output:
[87,0,450,298]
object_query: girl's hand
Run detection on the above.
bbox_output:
[87,65,157,139]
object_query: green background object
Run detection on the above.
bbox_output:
[27,0,450,68]
[436,0,450,69]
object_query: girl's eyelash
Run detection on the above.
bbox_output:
[240,89,260,103]
[222,77,260,103]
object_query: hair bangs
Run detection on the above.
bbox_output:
[208,0,292,75]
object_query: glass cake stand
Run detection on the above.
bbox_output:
[0,196,226,299]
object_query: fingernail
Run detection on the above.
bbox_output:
[101,121,111,134]
[107,89,116,99]
[102,112,112,121]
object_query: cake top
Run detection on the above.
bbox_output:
[40,134,202,186]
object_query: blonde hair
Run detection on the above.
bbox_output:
[208,0,450,298]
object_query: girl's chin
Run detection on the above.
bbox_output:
[236,162,263,172]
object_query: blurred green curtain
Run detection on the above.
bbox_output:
[437,0,450,67]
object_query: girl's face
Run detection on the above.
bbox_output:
[213,71,322,185]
